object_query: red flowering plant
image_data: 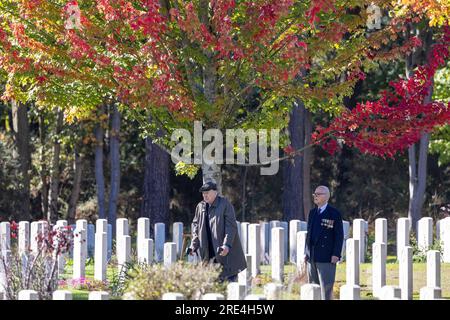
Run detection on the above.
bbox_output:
[312,26,450,158]
[0,222,74,300]
[9,221,18,240]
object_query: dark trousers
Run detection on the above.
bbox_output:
[307,260,337,300]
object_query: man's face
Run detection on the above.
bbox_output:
[202,190,217,204]
[313,188,328,206]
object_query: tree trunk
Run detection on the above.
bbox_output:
[48,109,64,223]
[11,100,31,221]
[408,132,430,233]
[141,126,170,238]
[95,105,106,220]
[303,109,312,219]
[39,113,49,219]
[282,100,306,221]
[108,103,121,236]
[406,26,433,233]
[241,166,248,222]
[67,146,83,224]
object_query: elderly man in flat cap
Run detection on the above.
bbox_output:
[188,181,246,282]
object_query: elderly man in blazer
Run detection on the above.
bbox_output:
[188,181,246,282]
[305,185,344,300]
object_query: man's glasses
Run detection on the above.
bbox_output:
[312,193,326,197]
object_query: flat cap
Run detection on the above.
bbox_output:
[199,181,217,192]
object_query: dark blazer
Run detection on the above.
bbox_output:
[305,204,344,263]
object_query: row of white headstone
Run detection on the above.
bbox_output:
[0,216,449,287]
[340,238,444,300]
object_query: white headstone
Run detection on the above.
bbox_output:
[30,221,39,255]
[289,220,301,263]
[300,284,321,300]
[18,290,38,300]
[154,223,165,263]
[353,219,366,263]
[271,227,284,283]
[96,219,108,234]
[116,218,129,240]
[94,232,107,281]
[238,254,252,294]
[107,223,113,260]
[18,221,30,257]
[439,217,450,263]
[162,292,185,300]
[73,220,87,279]
[419,287,441,300]
[339,284,360,300]
[89,291,109,300]
[417,217,433,252]
[299,220,307,231]
[397,218,410,260]
[296,231,307,270]
[280,221,289,263]
[269,220,281,259]
[244,294,267,300]
[140,238,154,264]
[164,242,177,267]
[53,290,72,300]
[248,223,260,277]
[96,219,109,263]
[0,222,11,251]
[346,238,360,286]
[375,218,387,244]
[264,283,283,300]
[341,220,350,260]
[117,235,131,272]
[0,250,11,295]
[87,223,95,257]
[399,246,413,300]
[379,285,401,300]
[372,242,386,298]
[137,217,150,263]
[227,282,246,300]
[172,222,183,258]
[436,220,441,241]
[240,222,249,255]
[260,222,270,264]
[55,220,68,275]
[38,220,49,238]
[202,293,225,300]
[426,250,440,288]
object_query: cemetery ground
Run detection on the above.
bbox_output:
[60,256,450,300]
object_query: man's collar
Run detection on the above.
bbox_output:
[210,196,220,208]
[319,203,328,213]
[204,196,220,208]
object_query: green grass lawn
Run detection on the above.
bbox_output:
[59,256,450,300]
[251,257,450,300]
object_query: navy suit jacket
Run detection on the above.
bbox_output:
[305,204,344,263]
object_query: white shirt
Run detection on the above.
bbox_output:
[318,203,328,214]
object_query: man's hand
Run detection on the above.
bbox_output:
[186,247,196,256]
[219,245,229,256]
[331,256,340,264]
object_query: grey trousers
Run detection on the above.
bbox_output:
[307,261,337,300]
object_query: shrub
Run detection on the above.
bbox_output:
[0,222,73,300]
[410,234,443,263]
[123,261,227,300]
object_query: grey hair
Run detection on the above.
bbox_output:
[316,185,330,201]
